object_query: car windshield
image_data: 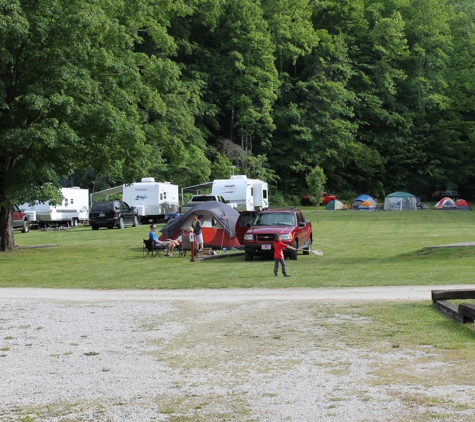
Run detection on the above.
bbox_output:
[254,212,295,226]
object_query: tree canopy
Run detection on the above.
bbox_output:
[2,0,475,250]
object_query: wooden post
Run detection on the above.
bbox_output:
[190,233,195,262]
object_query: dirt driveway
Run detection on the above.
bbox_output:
[1,286,475,422]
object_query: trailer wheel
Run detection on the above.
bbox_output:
[21,221,30,233]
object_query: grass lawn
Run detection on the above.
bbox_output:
[1,207,475,289]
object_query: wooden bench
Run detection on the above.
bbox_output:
[432,289,475,324]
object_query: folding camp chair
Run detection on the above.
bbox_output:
[180,234,198,257]
[143,238,164,258]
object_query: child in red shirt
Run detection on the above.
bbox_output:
[273,234,296,277]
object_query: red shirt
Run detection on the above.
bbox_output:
[274,241,288,259]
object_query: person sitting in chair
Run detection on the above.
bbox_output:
[149,224,171,255]
[169,229,185,256]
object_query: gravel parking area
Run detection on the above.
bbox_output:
[1,286,475,421]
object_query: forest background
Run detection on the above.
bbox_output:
[2,0,475,221]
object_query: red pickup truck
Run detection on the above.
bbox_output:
[242,208,312,261]
[13,205,30,233]
[300,192,336,206]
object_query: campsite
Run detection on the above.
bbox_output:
[3,207,475,289]
[3,207,475,421]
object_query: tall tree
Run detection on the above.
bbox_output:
[0,0,187,251]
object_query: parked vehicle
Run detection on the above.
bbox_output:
[432,190,459,201]
[300,192,337,206]
[235,210,258,245]
[12,205,30,233]
[212,175,269,211]
[89,200,139,230]
[243,207,313,261]
[122,178,179,224]
[20,187,89,227]
[180,194,228,214]
[321,192,337,205]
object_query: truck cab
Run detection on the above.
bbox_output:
[242,208,312,261]
[13,205,30,233]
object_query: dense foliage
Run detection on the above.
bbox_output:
[2,0,475,250]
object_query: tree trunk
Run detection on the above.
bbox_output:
[0,205,15,252]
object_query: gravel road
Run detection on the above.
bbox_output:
[1,286,475,422]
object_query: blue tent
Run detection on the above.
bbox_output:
[352,194,377,209]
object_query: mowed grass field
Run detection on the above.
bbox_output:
[2,207,475,289]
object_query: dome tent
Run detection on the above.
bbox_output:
[383,192,417,211]
[325,200,345,210]
[351,194,377,209]
[455,199,471,211]
[433,197,457,210]
[357,199,378,211]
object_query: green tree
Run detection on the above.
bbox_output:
[0,0,188,251]
[305,166,326,222]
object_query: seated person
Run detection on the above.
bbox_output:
[180,227,198,256]
[169,229,185,256]
[149,224,171,255]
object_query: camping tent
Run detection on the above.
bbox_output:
[325,200,345,210]
[159,201,242,249]
[433,197,458,210]
[356,199,378,211]
[383,192,417,211]
[352,194,377,209]
[455,199,471,211]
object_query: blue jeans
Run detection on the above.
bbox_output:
[274,258,287,274]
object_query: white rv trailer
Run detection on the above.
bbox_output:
[122,178,179,223]
[21,187,89,227]
[212,175,269,211]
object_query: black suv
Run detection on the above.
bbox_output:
[432,190,459,201]
[89,200,139,230]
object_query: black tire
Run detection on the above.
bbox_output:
[132,215,139,227]
[21,220,30,233]
[303,237,312,255]
[245,252,254,261]
[117,217,125,229]
[91,224,99,230]
[290,241,298,260]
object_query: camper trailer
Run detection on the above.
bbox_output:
[212,175,269,211]
[122,178,179,224]
[21,187,89,227]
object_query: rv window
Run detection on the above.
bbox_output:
[251,187,254,196]
[263,190,267,199]
[160,193,163,200]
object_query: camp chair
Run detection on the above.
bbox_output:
[143,238,164,258]
[181,234,198,256]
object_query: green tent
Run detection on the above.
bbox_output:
[325,200,345,210]
[383,192,417,211]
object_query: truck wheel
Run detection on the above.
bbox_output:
[21,221,30,233]
[132,215,139,227]
[290,241,298,260]
[303,237,312,255]
[245,252,254,261]
[118,217,125,229]
[91,224,99,230]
